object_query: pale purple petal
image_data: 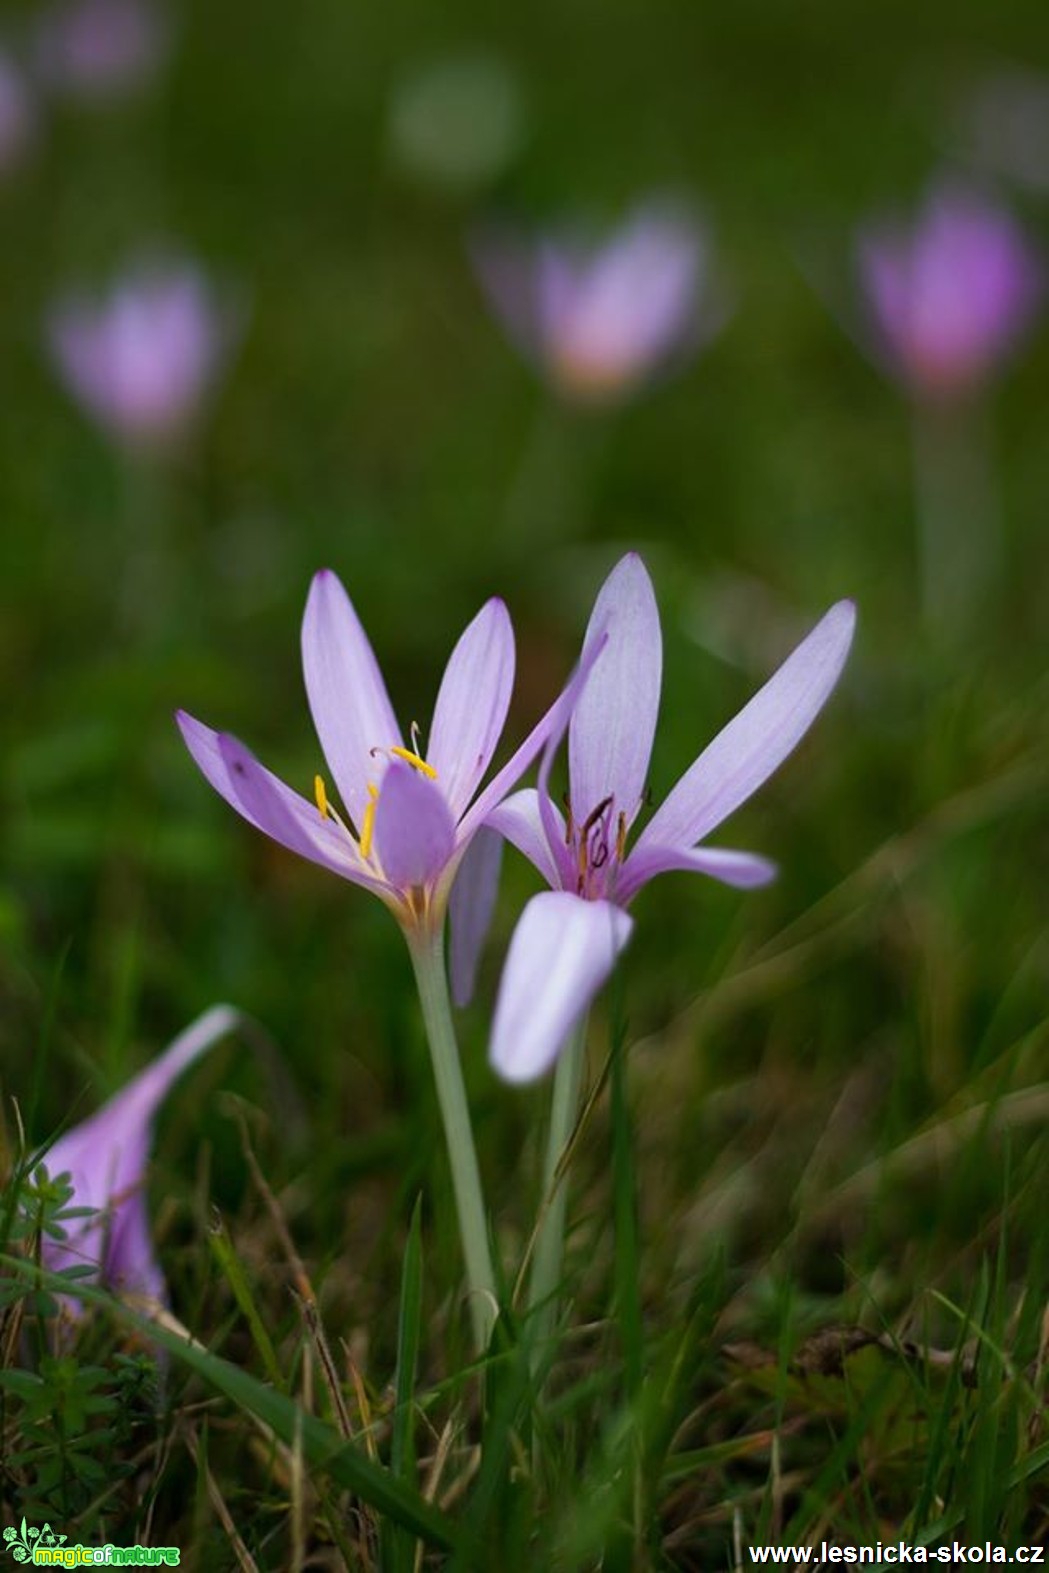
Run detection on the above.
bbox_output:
[372,761,456,890]
[448,826,503,1008]
[104,1192,166,1301]
[637,600,856,853]
[40,1004,239,1300]
[455,624,608,845]
[616,843,777,904]
[569,552,661,827]
[543,209,704,388]
[486,788,570,889]
[428,598,515,820]
[177,712,386,893]
[301,569,403,831]
[489,892,633,1084]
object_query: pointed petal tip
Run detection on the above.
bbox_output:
[820,596,858,668]
[831,596,858,631]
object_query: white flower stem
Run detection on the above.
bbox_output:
[528,1014,588,1368]
[408,926,496,1353]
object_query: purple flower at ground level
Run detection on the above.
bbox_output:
[856,181,1042,401]
[33,0,167,103]
[38,1005,238,1309]
[178,570,602,940]
[0,49,36,174]
[474,202,721,403]
[482,555,855,1082]
[47,259,233,449]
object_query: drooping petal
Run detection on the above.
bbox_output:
[637,600,856,854]
[372,761,456,891]
[177,713,387,893]
[40,1004,239,1300]
[568,553,662,828]
[616,842,777,905]
[487,788,572,889]
[428,598,515,820]
[455,623,609,845]
[489,892,633,1084]
[448,827,503,1008]
[301,569,403,831]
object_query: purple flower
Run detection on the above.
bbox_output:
[481,555,855,1082]
[47,259,233,450]
[0,49,36,174]
[34,0,167,103]
[178,570,601,940]
[856,181,1042,401]
[38,1005,238,1309]
[475,202,721,403]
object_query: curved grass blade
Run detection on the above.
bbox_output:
[0,1254,460,1554]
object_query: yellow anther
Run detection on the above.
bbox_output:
[314,774,330,820]
[615,811,628,864]
[360,783,379,860]
[389,745,438,780]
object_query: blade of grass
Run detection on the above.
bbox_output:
[207,1210,285,1391]
[606,984,644,1572]
[0,1253,461,1554]
[609,1022,642,1401]
[386,1195,424,1573]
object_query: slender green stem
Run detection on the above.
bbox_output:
[912,398,1000,644]
[528,1015,588,1367]
[407,926,496,1352]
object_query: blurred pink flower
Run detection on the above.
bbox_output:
[34,0,167,103]
[474,202,723,403]
[47,258,235,450]
[38,1005,238,1312]
[856,181,1042,401]
[0,49,37,173]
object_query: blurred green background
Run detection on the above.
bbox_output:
[2,0,1048,1339]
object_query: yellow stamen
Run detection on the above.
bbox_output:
[360,783,379,860]
[314,774,330,820]
[615,811,627,864]
[389,745,438,780]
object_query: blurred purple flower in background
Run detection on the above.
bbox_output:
[0,48,37,174]
[481,555,855,1083]
[38,1005,238,1311]
[34,0,167,103]
[47,259,234,450]
[856,181,1042,402]
[474,202,722,403]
